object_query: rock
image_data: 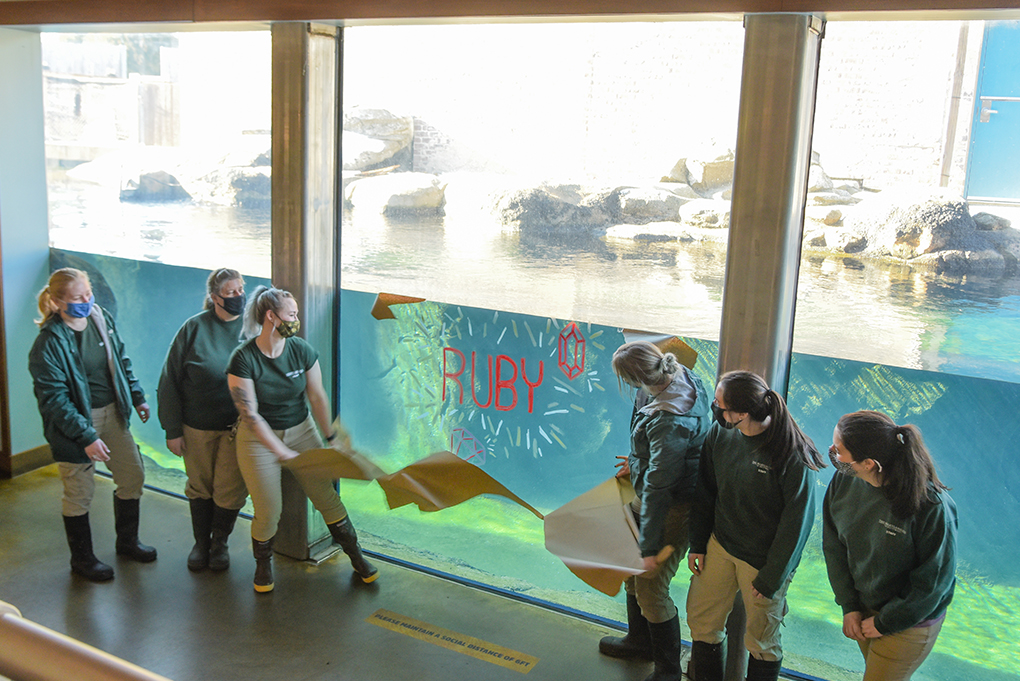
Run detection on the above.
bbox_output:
[810,190,860,206]
[846,189,978,259]
[346,172,446,215]
[605,221,686,242]
[662,145,734,197]
[342,108,414,171]
[679,199,730,229]
[808,163,833,192]
[618,187,688,224]
[496,185,614,234]
[120,170,191,202]
[973,212,1011,231]
[805,206,843,226]
[193,167,270,208]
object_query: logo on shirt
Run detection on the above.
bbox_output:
[751,459,771,474]
[878,519,906,537]
[285,369,306,379]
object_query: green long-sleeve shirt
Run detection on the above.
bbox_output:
[689,425,819,598]
[157,309,244,438]
[822,472,957,635]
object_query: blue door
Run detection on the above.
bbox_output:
[966,21,1020,201]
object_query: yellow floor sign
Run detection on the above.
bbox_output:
[367,609,539,674]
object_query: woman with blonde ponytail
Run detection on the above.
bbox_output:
[686,371,824,681]
[598,341,711,681]
[29,268,156,582]
[824,411,957,680]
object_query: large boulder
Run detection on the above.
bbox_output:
[845,189,979,259]
[496,185,615,234]
[345,172,446,215]
[617,186,693,224]
[343,108,414,171]
[662,145,735,197]
[119,170,191,202]
[678,198,730,229]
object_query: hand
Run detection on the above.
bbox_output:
[276,447,300,463]
[640,555,659,574]
[861,616,882,639]
[614,455,631,479]
[166,437,185,457]
[688,552,705,576]
[842,612,865,641]
[136,403,150,423]
[750,585,768,600]
[85,439,111,462]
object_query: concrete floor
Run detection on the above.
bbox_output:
[0,466,663,681]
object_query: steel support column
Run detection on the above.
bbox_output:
[271,22,340,560]
[718,13,824,396]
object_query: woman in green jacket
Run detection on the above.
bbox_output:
[686,371,825,681]
[157,268,248,572]
[28,267,156,582]
[598,341,711,681]
[824,411,957,681]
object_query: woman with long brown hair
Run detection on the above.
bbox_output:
[824,411,957,681]
[686,370,824,681]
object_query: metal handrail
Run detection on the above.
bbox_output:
[0,601,174,681]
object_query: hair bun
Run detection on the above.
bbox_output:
[660,353,680,374]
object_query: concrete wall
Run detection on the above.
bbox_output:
[0,27,52,456]
[346,19,980,192]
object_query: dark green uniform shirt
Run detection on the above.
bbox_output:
[76,320,115,408]
[226,336,318,430]
[823,472,957,635]
[689,424,819,598]
[157,309,244,438]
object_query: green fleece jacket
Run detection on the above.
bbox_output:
[689,425,819,598]
[823,472,957,635]
[157,309,243,438]
[28,306,146,464]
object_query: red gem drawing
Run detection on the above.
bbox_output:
[450,428,487,466]
[558,322,586,380]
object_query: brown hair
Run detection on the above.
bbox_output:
[35,268,90,326]
[836,410,948,518]
[203,268,243,311]
[717,370,825,471]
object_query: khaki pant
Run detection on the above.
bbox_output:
[624,502,690,623]
[181,424,248,510]
[858,611,944,681]
[235,415,347,541]
[58,403,146,517]
[686,534,790,662]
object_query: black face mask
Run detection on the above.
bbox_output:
[712,403,736,429]
[219,293,246,316]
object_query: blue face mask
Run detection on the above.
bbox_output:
[64,294,95,319]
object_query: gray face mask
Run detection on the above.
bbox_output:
[828,445,857,477]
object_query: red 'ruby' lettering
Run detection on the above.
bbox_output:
[442,347,543,414]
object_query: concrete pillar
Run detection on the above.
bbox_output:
[0,28,52,477]
[271,22,341,560]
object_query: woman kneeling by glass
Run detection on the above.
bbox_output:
[598,341,711,681]
[824,411,957,681]
[686,371,825,681]
[226,285,377,593]
[157,268,248,572]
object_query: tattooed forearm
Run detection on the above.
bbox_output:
[230,385,265,427]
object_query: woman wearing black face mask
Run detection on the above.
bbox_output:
[824,411,956,681]
[157,268,249,572]
[686,371,825,681]
[226,285,376,593]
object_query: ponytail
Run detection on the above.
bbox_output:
[717,371,824,471]
[837,411,948,518]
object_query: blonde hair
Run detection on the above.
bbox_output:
[611,341,680,391]
[36,268,90,326]
[242,285,294,339]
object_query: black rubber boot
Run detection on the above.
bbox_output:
[690,641,725,681]
[207,505,239,572]
[113,495,157,562]
[644,614,682,681]
[745,656,782,681]
[599,593,653,660]
[187,498,214,571]
[327,517,378,583]
[252,536,274,593]
[63,514,114,582]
